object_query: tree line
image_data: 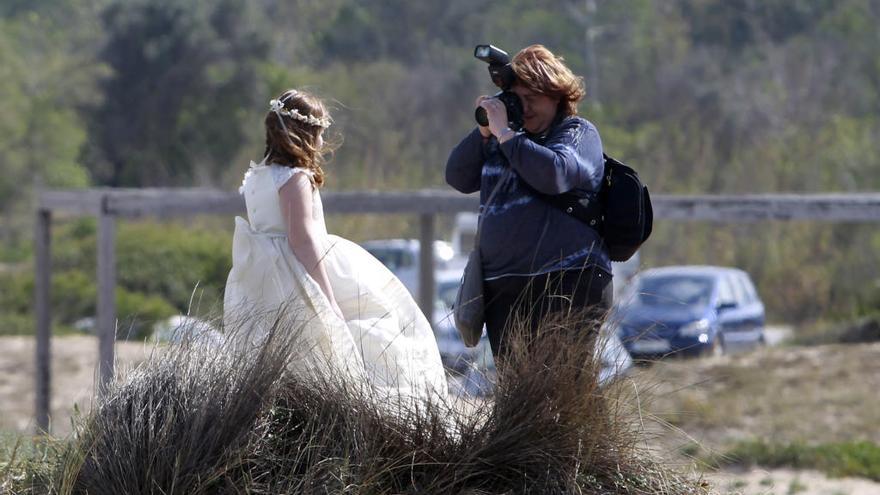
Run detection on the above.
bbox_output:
[1,0,878,325]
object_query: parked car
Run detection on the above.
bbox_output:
[611,251,641,302]
[150,315,223,345]
[433,268,490,373]
[360,239,458,297]
[613,265,765,358]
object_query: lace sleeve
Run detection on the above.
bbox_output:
[271,165,315,191]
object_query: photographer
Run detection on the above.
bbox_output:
[446,44,612,359]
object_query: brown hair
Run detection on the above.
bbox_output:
[263,89,333,187]
[511,45,586,117]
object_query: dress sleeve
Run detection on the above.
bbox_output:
[271,165,315,191]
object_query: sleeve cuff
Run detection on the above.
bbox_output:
[498,131,522,158]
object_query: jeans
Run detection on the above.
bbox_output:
[483,266,613,358]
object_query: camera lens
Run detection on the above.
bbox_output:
[475,107,489,127]
[474,45,491,58]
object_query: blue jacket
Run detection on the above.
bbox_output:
[446,116,611,279]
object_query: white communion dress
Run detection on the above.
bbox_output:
[223,161,447,401]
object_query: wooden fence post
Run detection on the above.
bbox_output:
[97,197,116,390]
[34,209,52,433]
[418,214,435,321]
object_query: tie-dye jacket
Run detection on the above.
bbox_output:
[446,116,611,280]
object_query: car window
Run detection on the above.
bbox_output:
[717,275,737,306]
[400,250,415,268]
[437,281,459,309]
[741,273,759,303]
[365,248,407,271]
[733,273,756,304]
[634,275,714,307]
[729,273,751,305]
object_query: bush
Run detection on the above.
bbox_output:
[713,439,880,481]
[16,312,706,494]
[114,221,232,313]
[114,289,178,340]
[792,315,880,346]
[0,218,230,339]
[0,312,33,336]
[50,218,231,313]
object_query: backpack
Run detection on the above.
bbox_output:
[540,153,653,262]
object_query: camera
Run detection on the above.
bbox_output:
[473,44,524,131]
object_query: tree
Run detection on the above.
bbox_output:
[86,0,269,187]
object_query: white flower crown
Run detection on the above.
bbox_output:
[269,98,331,128]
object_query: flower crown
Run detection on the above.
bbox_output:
[269,98,331,128]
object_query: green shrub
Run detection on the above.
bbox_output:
[0,312,33,336]
[115,288,178,340]
[0,219,231,338]
[712,439,880,481]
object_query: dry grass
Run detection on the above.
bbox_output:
[0,336,151,435]
[633,342,880,461]
[2,310,705,494]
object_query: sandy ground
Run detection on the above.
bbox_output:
[2,335,880,494]
[0,335,152,435]
[704,468,880,495]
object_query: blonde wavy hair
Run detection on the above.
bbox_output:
[263,89,334,187]
[511,45,586,118]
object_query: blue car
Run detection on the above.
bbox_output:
[614,265,765,358]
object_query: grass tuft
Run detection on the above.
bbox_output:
[3,308,707,494]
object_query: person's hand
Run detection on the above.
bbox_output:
[478,97,511,140]
[475,95,492,138]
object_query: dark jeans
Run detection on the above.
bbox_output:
[483,266,613,358]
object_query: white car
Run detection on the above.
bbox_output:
[151,315,222,345]
[360,239,457,298]
[433,268,491,373]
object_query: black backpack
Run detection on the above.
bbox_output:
[540,154,653,262]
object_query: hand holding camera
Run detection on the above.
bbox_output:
[478,98,513,140]
[473,44,524,133]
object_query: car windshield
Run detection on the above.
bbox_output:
[364,248,409,271]
[437,281,459,309]
[629,274,714,308]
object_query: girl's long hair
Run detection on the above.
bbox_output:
[263,89,334,187]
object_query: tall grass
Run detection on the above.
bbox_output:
[3,309,707,494]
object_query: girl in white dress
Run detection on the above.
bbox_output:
[223,89,447,402]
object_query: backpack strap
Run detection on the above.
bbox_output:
[526,153,613,233]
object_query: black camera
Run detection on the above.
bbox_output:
[474,44,524,132]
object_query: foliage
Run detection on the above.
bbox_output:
[1,0,880,325]
[711,439,880,482]
[84,0,270,187]
[790,315,880,347]
[0,432,60,495]
[0,219,230,338]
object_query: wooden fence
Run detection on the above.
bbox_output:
[32,188,880,431]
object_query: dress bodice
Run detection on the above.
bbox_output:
[239,162,327,236]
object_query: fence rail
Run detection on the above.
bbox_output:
[32,188,880,432]
[40,188,880,220]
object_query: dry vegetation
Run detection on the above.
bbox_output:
[1,314,706,494]
[637,343,880,452]
[4,331,880,494]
